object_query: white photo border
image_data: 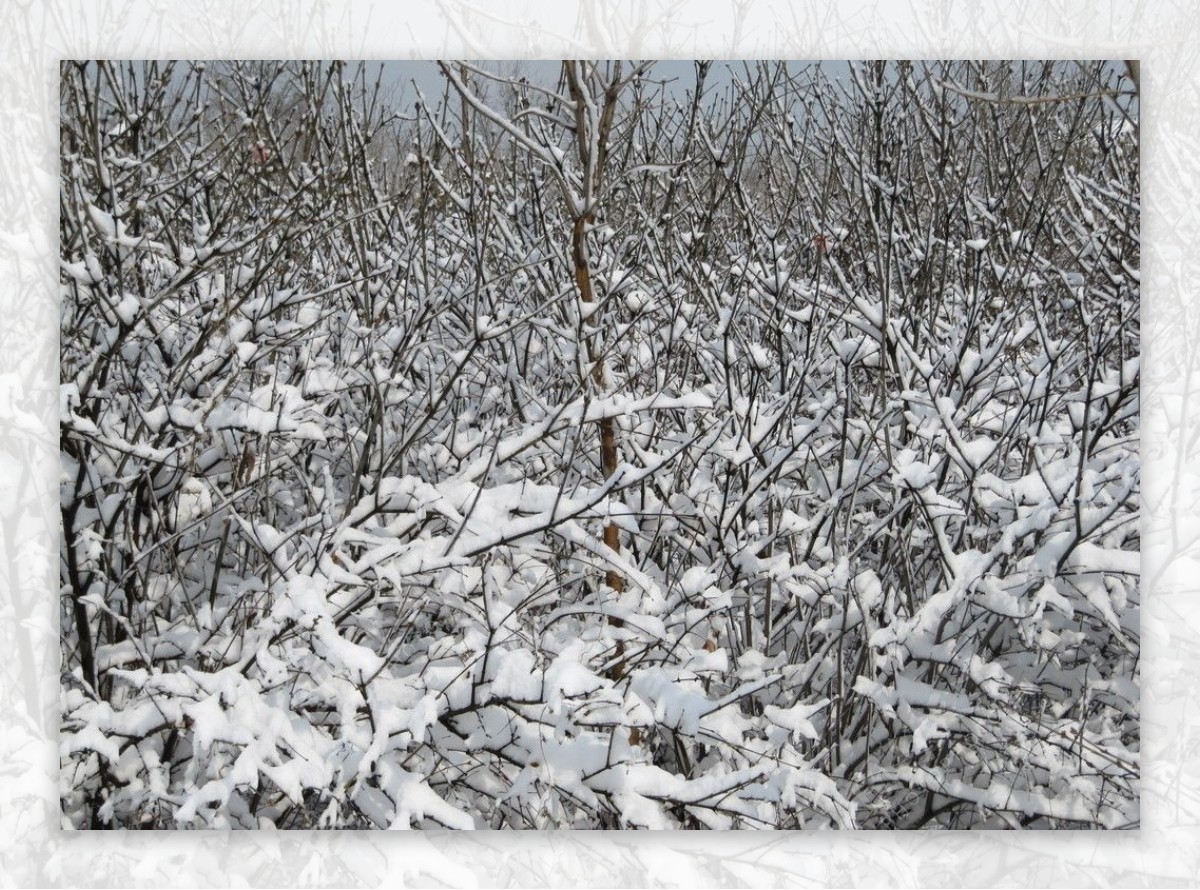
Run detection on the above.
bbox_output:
[2,1,1195,886]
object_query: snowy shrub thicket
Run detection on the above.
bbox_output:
[60,60,1139,829]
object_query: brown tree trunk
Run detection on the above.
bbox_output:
[571,210,627,680]
[570,213,625,599]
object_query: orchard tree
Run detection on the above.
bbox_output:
[60,59,1138,830]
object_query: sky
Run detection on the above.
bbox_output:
[376,60,848,112]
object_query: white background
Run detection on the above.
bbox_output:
[1,1,1196,886]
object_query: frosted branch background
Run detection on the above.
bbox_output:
[2,0,1199,885]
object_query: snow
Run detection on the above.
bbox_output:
[959,437,997,468]
[763,700,826,742]
[114,293,140,324]
[487,648,541,700]
[315,618,385,675]
[893,450,937,489]
[61,255,104,285]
